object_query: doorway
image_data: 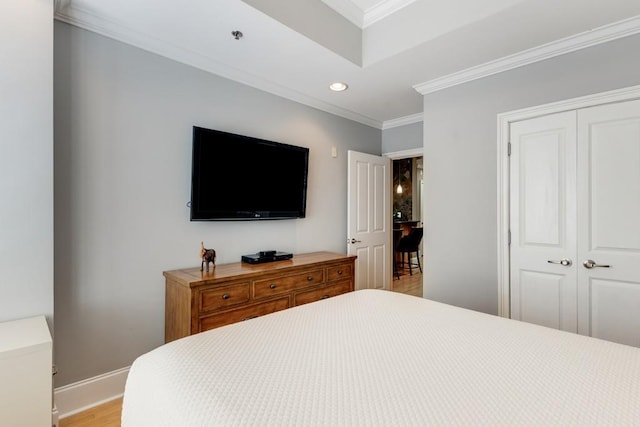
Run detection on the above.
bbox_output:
[391,155,423,295]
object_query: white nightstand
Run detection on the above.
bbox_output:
[0,315,53,426]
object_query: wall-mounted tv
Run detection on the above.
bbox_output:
[190,126,309,221]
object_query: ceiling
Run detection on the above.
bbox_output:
[54,0,640,128]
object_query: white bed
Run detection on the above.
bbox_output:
[122,289,640,426]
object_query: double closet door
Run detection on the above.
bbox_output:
[510,99,640,347]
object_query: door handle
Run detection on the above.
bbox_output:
[348,238,362,244]
[583,259,611,269]
[547,258,572,266]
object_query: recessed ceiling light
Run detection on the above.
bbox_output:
[329,82,348,92]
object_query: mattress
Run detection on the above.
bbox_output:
[122,289,640,426]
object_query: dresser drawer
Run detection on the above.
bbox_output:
[253,269,324,299]
[293,280,352,306]
[199,297,290,331]
[327,263,353,282]
[199,283,250,312]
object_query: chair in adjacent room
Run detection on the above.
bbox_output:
[396,227,423,275]
[393,228,403,280]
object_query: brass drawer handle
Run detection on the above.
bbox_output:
[337,270,343,275]
[270,284,277,289]
[222,294,230,300]
[307,276,313,281]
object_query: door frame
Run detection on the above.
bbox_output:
[384,148,424,284]
[496,84,640,318]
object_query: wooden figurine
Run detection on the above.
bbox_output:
[200,241,216,272]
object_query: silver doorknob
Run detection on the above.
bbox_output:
[583,259,611,269]
[547,259,572,266]
[348,238,362,244]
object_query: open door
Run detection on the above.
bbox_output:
[347,150,391,290]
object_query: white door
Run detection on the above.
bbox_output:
[577,99,640,347]
[347,150,391,290]
[509,111,578,332]
[510,99,640,347]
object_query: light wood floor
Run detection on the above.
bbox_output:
[392,265,423,298]
[59,269,422,426]
[60,398,123,427]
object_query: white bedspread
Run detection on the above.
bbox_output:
[122,290,640,426]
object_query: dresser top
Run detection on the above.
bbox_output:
[164,251,356,287]
[0,315,52,356]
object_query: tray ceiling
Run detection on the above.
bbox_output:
[54,0,640,128]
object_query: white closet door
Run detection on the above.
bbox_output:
[577,99,640,347]
[509,111,577,332]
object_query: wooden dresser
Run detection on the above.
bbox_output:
[164,251,356,342]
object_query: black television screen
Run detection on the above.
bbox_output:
[190,126,309,221]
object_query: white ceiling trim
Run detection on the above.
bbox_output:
[54,4,383,129]
[322,0,417,28]
[383,147,423,159]
[382,112,423,129]
[414,15,640,95]
[362,0,417,28]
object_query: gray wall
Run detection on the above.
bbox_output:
[0,0,53,324]
[422,34,640,315]
[382,121,423,153]
[54,22,380,386]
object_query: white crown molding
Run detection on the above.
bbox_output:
[383,147,423,159]
[321,0,417,29]
[54,366,129,419]
[382,112,423,129]
[54,5,383,129]
[414,15,640,95]
[363,0,417,28]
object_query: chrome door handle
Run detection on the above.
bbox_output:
[348,238,362,244]
[583,259,611,269]
[547,258,572,266]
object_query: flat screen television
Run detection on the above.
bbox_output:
[190,126,309,221]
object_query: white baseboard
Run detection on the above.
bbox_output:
[54,366,130,419]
